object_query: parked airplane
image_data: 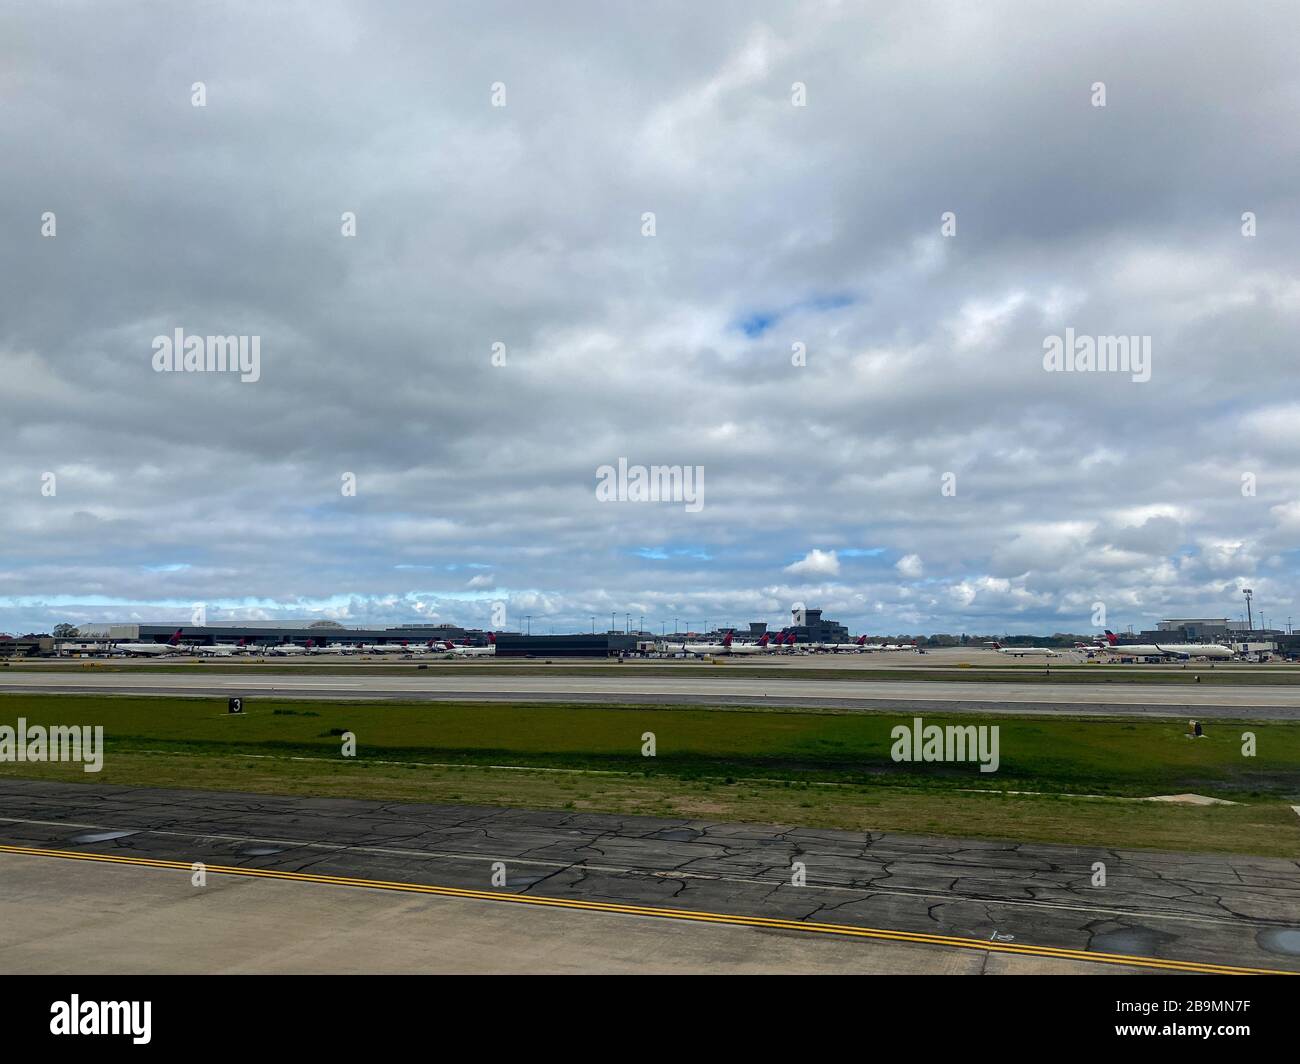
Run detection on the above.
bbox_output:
[986,641,1060,658]
[817,635,871,653]
[441,633,497,657]
[670,632,785,656]
[410,638,465,655]
[674,632,736,656]
[193,638,254,657]
[1099,631,1235,660]
[114,629,186,656]
[266,640,311,656]
[726,634,774,655]
[307,639,354,655]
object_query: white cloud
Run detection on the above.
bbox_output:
[785,550,840,577]
[895,553,924,579]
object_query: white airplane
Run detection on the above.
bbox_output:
[307,640,355,655]
[353,642,408,655]
[440,633,496,657]
[987,641,1060,658]
[675,632,740,656]
[671,632,777,656]
[816,635,872,653]
[1098,631,1234,660]
[114,629,187,656]
[726,634,777,655]
[266,640,311,656]
[193,638,255,657]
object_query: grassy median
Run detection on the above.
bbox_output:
[1,694,1297,856]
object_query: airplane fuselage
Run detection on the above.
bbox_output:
[1102,643,1233,660]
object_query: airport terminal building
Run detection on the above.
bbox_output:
[43,608,854,658]
[494,633,642,657]
[70,623,493,648]
[55,623,644,658]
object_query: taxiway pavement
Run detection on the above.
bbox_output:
[1,780,1296,974]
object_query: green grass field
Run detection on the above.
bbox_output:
[2,694,1297,856]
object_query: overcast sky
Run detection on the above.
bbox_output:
[3,1,1299,636]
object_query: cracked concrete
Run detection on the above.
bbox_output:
[0,779,1297,973]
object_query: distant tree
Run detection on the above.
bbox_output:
[53,623,80,638]
[308,620,345,629]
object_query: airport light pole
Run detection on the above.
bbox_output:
[1244,588,1254,631]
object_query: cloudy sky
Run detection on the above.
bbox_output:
[3,1,1299,637]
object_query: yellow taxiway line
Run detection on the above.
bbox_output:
[1,843,1292,975]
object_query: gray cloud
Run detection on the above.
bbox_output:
[2,1,1298,636]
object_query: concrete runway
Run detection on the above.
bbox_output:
[5,668,1300,718]
[1,780,1297,974]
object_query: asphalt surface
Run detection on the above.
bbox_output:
[0,853,1136,974]
[4,669,1300,718]
[1,780,1297,973]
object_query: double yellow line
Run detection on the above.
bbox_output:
[1,843,1292,975]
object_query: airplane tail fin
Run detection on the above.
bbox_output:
[856,635,866,645]
[758,634,769,647]
[169,629,182,645]
[1104,630,1118,645]
[723,632,732,647]
[488,632,496,645]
